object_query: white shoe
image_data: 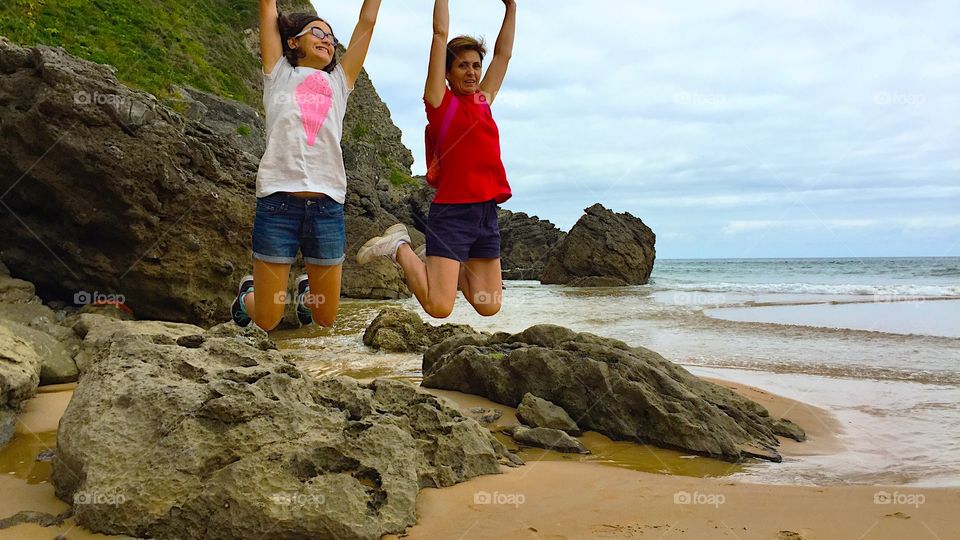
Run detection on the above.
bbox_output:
[356,224,412,265]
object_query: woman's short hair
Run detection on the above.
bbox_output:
[446,35,487,72]
[278,12,338,72]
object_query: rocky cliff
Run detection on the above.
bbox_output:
[498,209,566,280]
[0,33,421,325]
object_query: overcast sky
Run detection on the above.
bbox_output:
[316,0,959,259]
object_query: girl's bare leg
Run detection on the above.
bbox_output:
[246,259,291,331]
[304,264,343,327]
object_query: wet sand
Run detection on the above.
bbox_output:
[386,461,959,540]
[1,380,957,540]
[706,298,960,338]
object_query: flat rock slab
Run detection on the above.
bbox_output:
[423,324,805,462]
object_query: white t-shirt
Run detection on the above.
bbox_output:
[257,57,353,203]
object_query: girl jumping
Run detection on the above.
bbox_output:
[232,0,382,329]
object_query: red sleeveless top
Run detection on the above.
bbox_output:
[424,89,512,204]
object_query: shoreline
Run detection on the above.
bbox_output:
[5,375,955,540]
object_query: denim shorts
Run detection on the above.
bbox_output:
[426,199,501,262]
[252,192,346,266]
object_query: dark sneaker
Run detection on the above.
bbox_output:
[295,274,313,326]
[231,275,254,327]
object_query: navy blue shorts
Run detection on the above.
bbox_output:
[252,192,346,266]
[425,199,501,262]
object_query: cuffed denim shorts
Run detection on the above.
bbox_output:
[252,192,346,266]
[425,199,501,262]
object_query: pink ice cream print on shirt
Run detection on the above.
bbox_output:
[295,72,334,146]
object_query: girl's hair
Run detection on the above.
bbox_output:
[445,35,487,71]
[278,12,338,72]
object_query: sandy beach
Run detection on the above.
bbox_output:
[3,379,957,540]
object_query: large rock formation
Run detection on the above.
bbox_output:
[0,36,424,326]
[421,325,805,462]
[53,314,516,539]
[540,203,656,286]
[498,210,566,280]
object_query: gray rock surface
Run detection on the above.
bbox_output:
[498,210,566,281]
[540,204,656,286]
[52,316,516,539]
[509,425,589,454]
[362,307,481,353]
[516,393,581,435]
[0,322,41,446]
[422,324,805,462]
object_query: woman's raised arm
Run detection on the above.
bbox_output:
[424,0,450,108]
[340,0,383,88]
[480,0,516,104]
[259,0,283,74]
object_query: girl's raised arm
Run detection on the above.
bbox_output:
[424,0,450,108]
[259,0,283,74]
[340,0,383,88]
[480,0,516,104]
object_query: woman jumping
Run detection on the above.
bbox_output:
[356,0,517,319]
[231,0,382,329]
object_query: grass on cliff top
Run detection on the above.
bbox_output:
[0,0,313,107]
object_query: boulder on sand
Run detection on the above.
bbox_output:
[422,324,805,462]
[509,425,589,454]
[53,316,517,539]
[540,203,656,286]
[362,307,480,353]
[516,393,581,435]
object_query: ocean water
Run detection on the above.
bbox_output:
[276,257,960,487]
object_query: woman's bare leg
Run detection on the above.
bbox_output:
[460,258,503,316]
[304,263,343,327]
[396,243,461,318]
[245,259,291,331]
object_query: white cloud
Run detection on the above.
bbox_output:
[316,0,960,257]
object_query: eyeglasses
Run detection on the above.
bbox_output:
[294,26,339,47]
